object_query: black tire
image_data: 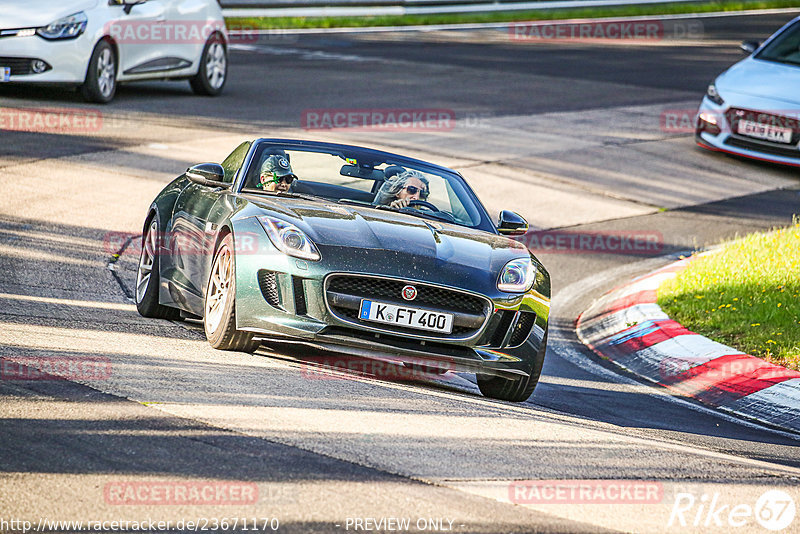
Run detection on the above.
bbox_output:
[81,40,117,104]
[190,33,227,96]
[477,328,548,402]
[135,217,180,320]
[203,233,259,352]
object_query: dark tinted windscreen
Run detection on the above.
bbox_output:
[756,21,800,66]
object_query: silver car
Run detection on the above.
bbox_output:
[0,0,228,103]
[695,16,800,167]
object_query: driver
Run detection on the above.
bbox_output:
[257,155,297,193]
[376,169,430,209]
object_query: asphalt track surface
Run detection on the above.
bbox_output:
[1,10,800,534]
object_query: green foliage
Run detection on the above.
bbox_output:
[658,221,800,371]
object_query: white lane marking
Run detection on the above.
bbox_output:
[0,292,135,311]
[249,322,800,474]
[231,44,379,63]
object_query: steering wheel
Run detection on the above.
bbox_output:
[407,199,439,212]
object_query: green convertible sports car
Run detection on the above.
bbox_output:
[135,139,550,401]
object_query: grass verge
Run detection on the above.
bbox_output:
[658,221,800,371]
[226,0,800,30]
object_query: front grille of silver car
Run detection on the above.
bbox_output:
[726,108,800,157]
[725,136,800,158]
[0,57,41,75]
[324,274,491,340]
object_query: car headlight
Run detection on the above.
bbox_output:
[497,258,536,293]
[706,83,724,106]
[37,11,87,40]
[257,216,320,261]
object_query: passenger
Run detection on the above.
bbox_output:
[257,155,296,193]
[375,169,430,209]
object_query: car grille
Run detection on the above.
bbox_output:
[726,108,800,158]
[509,311,537,347]
[725,136,800,159]
[258,270,281,309]
[0,57,38,75]
[480,309,537,349]
[324,274,490,340]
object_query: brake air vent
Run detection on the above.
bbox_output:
[292,276,307,315]
[258,270,281,309]
[508,312,536,348]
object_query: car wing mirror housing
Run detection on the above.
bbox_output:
[497,210,529,236]
[186,163,228,188]
[108,0,148,15]
[740,40,761,54]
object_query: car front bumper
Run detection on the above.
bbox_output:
[231,218,550,379]
[0,33,93,84]
[695,95,800,167]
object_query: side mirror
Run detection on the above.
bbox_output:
[186,163,227,187]
[109,0,147,15]
[497,210,528,236]
[740,40,761,54]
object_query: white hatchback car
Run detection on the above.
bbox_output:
[0,0,228,103]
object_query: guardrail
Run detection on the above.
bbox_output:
[221,0,701,17]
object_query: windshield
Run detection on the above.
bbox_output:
[756,20,800,66]
[240,144,487,229]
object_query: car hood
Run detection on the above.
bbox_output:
[244,196,534,285]
[0,0,98,28]
[716,57,800,106]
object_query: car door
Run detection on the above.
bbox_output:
[108,0,169,78]
[166,181,226,311]
[164,0,212,71]
[166,143,251,312]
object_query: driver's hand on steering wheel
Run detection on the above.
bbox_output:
[389,198,412,209]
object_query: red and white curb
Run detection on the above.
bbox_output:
[576,257,800,434]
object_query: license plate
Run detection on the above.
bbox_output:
[359,299,453,334]
[737,119,793,144]
[1,67,9,82]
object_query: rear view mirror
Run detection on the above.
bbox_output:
[497,210,528,236]
[340,164,384,181]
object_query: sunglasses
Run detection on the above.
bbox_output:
[263,173,295,185]
[404,185,429,198]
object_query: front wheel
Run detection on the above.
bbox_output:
[477,328,547,402]
[81,40,117,103]
[190,33,227,96]
[204,233,259,352]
